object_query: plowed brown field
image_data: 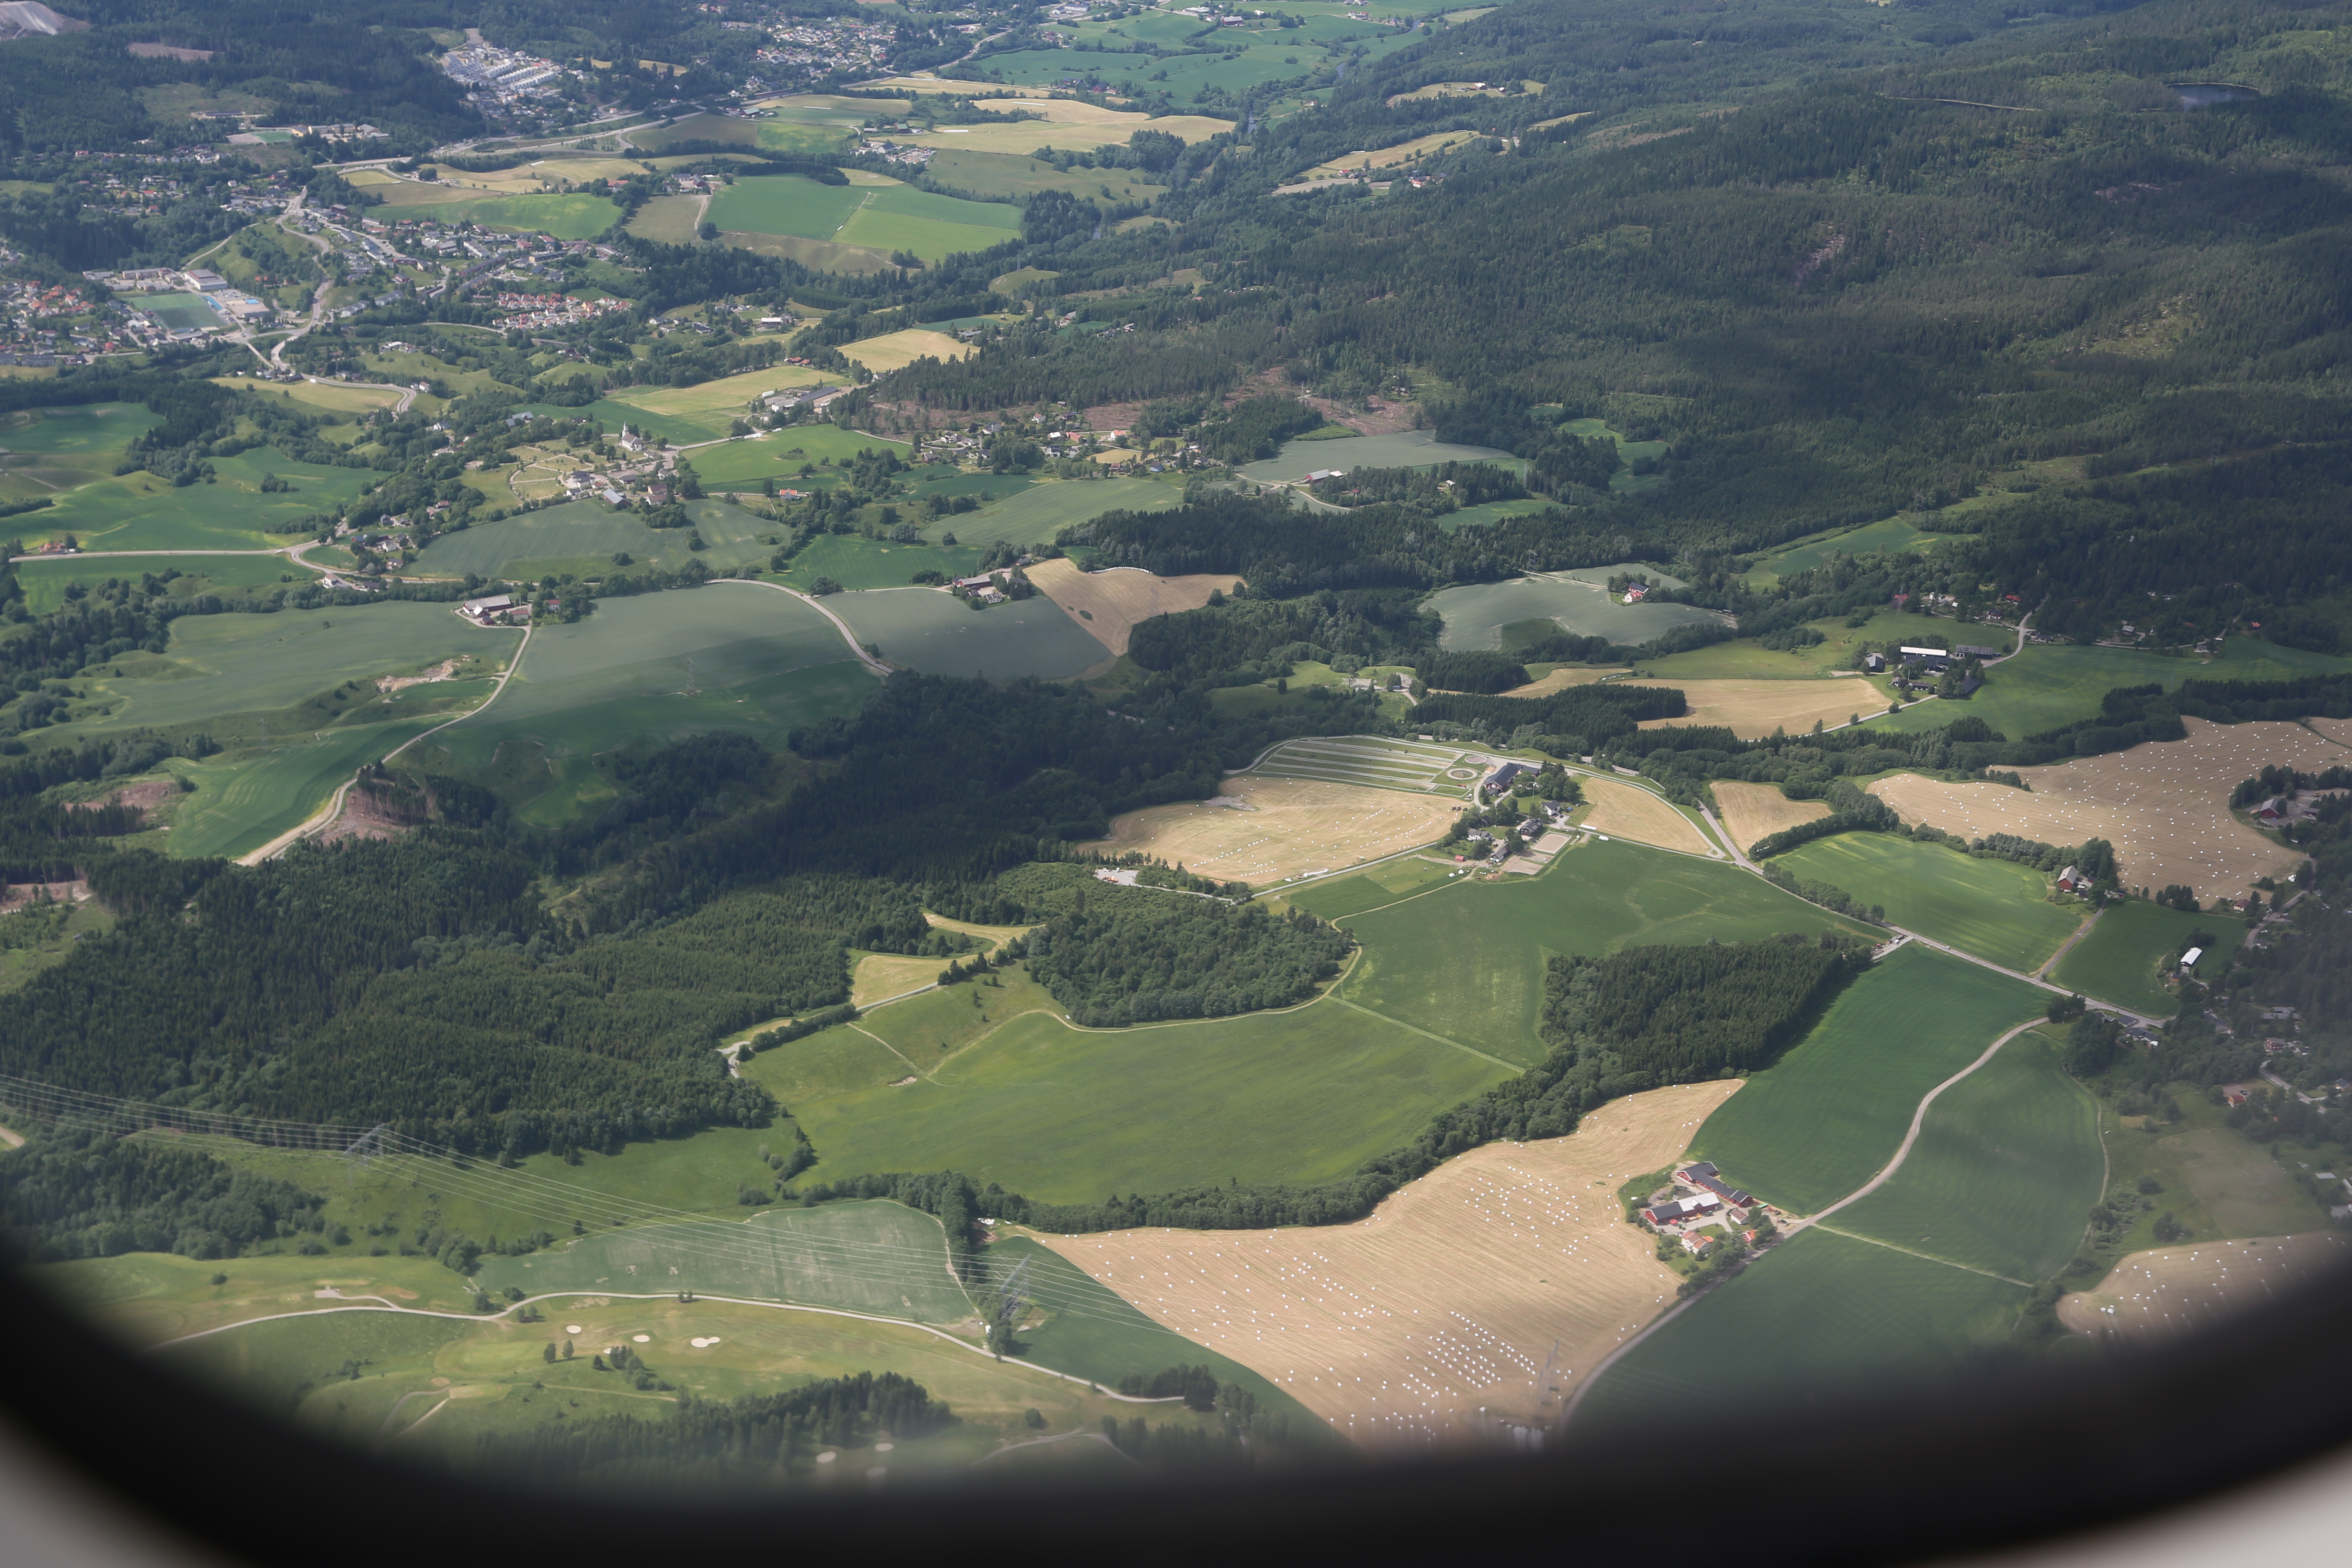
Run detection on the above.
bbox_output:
[1077,775,1458,886]
[1038,1081,1739,1452]
[1868,718,2343,899]
[1026,558,1243,656]
[2057,1232,2351,1343]
[1712,780,1831,850]
[1579,778,1716,857]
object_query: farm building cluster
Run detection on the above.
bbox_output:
[1638,1162,1775,1257]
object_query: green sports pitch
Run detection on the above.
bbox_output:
[1767,833,2083,973]
[1687,943,2048,1213]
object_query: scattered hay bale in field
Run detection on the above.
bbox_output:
[1867,717,2331,900]
[1629,676,1880,741]
[2058,1232,2352,1344]
[1578,778,1715,856]
[1712,780,1830,849]
[1077,775,1458,886]
[1040,1081,1740,1452]
[1026,557,1243,656]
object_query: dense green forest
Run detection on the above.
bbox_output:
[1541,934,1873,1081]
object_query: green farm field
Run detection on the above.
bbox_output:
[979,1234,1329,1443]
[12,553,300,613]
[475,1201,973,1323]
[1427,571,1719,651]
[380,190,619,237]
[829,589,1110,680]
[12,446,374,551]
[1687,944,2048,1213]
[1830,1029,2104,1282]
[1768,834,2083,972]
[947,475,1179,546]
[777,535,983,591]
[709,176,1019,262]
[1314,838,1878,1068]
[707,173,865,239]
[692,430,916,488]
[1744,514,1936,585]
[779,998,1511,1205]
[1574,1227,2027,1434]
[418,584,877,824]
[170,717,449,858]
[36,1250,482,1345]
[2050,900,2247,1016]
[0,402,161,503]
[625,193,704,243]
[65,602,517,735]
[144,1289,1238,1477]
[410,499,783,581]
[924,150,1162,206]
[1864,639,2352,738]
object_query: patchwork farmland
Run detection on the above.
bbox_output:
[1041,1081,1735,1450]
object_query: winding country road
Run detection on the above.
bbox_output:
[236,621,533,865]
[1562,1014,2053,1426]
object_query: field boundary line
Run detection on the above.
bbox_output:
[383,619,534,764]
[718,576,894,674]
[845,1020,929,1079]
[1566,1014,2043,1433]
[2036,906,2102,979]
[1795,1017,2044,1230]
[150,1291,1197,1402]
[1808,1225,2030,1286]
[1331,996,1521,1071]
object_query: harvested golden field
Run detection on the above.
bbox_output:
[1304,129,1485,179]
[1498,667,1630,698]
[1077,776,1459,887]
[1867,717,2343,899]
[922,911,1034,951]
[842,328,972,373]
[1039,1081,1738,1452]
[2057,1232,2351,1344]
[1713,780,1831,849]
[2309,715,2352,748]
[1578,778,1716,857]
[1027,558,1242,656]
[1629,676,1880,741]
[852,953,942,1008]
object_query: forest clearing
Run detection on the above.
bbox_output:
[1711,780,1831,850]
[1038,1081,1737,1450]
[1079,775,1460,886]
[1026,558,1244,655]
